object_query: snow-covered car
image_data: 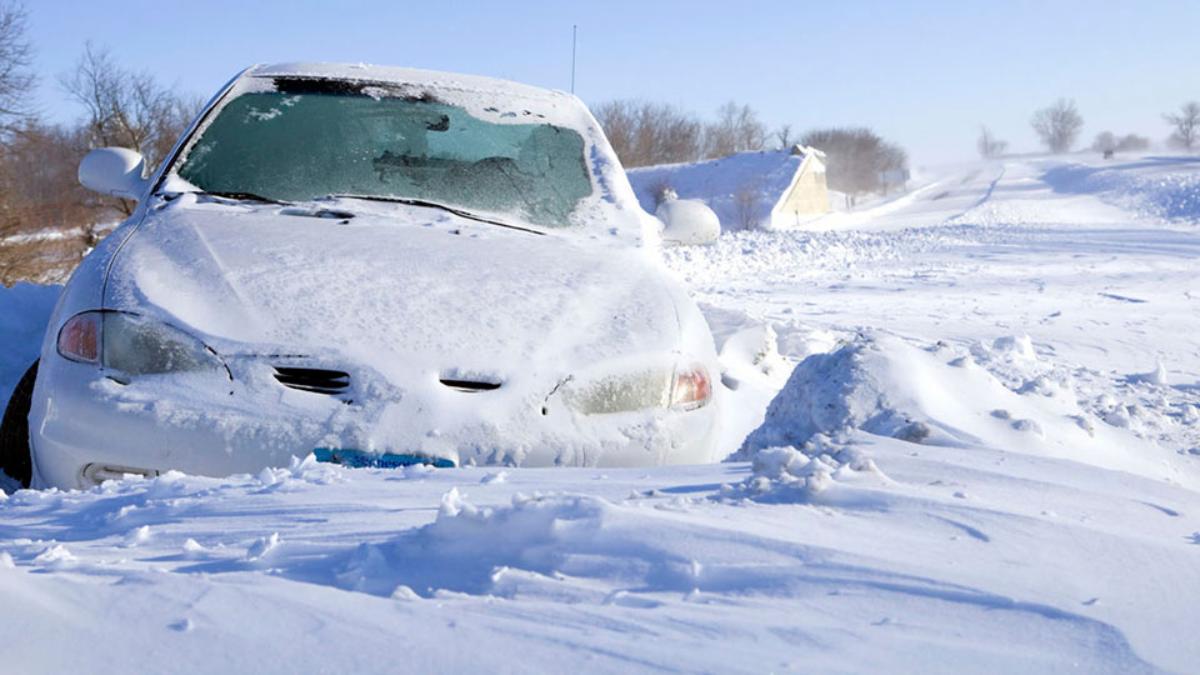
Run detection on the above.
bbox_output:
[0,63,721,490]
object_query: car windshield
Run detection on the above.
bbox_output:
[173,81,594,227]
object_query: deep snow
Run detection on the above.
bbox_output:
[2,155,1200,674]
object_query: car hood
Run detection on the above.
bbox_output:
[104,196,683,384]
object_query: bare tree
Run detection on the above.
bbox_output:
[704,101,766,159]
[1031,99,1083,154]
[593,99,704,168]
[1091,131,1117,154]
[60,43,200,214]
[977,126,1008,158]
[0,121,105,283]
[0,1,33,134]
[774,124,793,150]
[878,142,909,194]
[732,181,763,230]
[1164,101,1200,151]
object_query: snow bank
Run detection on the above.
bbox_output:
[738,333,1197,485]
[1043,158,1200,223]
[626,150,809,231]
[328,486,810,601]
[0,284,58,406]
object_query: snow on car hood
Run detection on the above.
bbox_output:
[104,196,683,385]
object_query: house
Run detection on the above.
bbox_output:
[625,145,831,231]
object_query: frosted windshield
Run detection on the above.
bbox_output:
[176,86,593,227]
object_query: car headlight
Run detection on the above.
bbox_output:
[563,363,712,415]
[57,310,227,377]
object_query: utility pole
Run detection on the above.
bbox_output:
[570,24,577,94]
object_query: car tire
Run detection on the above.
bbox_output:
[1,360,38,489]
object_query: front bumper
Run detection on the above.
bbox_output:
[28,356,720,490]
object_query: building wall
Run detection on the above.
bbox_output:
[772,164,830,228]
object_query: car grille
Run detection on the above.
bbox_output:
[439,377,502,393]
[273,367,351,396]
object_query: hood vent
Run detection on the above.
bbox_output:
[274,367,351,396]
[439,377,502,393]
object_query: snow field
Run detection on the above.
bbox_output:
[2,155,1200,673]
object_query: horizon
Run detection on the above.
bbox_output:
[23,0,1200,166]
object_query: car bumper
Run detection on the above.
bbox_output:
[28,357,721,489]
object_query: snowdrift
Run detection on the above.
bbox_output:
[0,283,58,405]
[739,333,1196,486]
[1043,157,1200,223]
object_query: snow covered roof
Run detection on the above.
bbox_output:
[626,149,817,230]
[246,63,569,104]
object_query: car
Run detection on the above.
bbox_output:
[0,63,722,490]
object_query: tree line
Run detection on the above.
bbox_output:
[978,98,1199,158]
[593,99,909,205]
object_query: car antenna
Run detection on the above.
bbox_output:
[570,24,577,94]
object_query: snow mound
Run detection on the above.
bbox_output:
[738,333,1195,484]
[332,490,660,598]
[739,335,951,452]
[723,435,889,504]
[1042,159,1200,223]
[655,198,720,245]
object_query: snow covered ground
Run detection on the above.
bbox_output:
[2,155,1199,673]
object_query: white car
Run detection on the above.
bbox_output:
[0,63,721,490]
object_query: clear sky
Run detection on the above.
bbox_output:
[23,0,1200,166]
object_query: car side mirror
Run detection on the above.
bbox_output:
[656,199,720,246]
[78,147,149,201]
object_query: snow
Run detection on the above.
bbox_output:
[1042,155,1200,223]
[3,154,1200,672]
[0,283,58,405]
[655,198,721,245]
[627,150,815,231]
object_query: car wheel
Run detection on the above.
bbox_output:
[0,360,38,489]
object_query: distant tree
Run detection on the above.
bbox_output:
[0,1,33,135]
[593,99,704,168]
[704,101,766,159]
[801,127,908,205]
[1031,99,1083,154]
[1163,101,1200,151]
[977,126,1008,158]
[1091,131,1117,153]
[1115,133,1149,152]
[774,124,794,150]
[0,121,94,230]
[877,142,909,194]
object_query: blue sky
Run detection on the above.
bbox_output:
[25,0,1200,165]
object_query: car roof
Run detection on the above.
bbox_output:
[244,62,568,104]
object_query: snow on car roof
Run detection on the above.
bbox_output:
[246,62,569,104]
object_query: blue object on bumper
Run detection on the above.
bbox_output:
[313,448,456,469]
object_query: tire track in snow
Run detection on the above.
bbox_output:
[948,164,1008,222]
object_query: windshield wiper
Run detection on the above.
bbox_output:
[325,194,544,236]
[191,190,293,205]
